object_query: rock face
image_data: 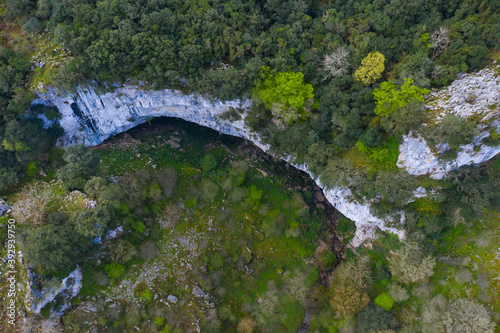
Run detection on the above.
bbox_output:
[398,65,500,179]
[35,86,260,148]
[31,267,83,317]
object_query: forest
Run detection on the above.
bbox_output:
[0,0,500,332]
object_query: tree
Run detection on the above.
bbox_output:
[23,213,93,274]
[57,144,99,190]
[236,318,254,333]
[353,52,385,85]
[445,298,495,333]
[423,296,496,333]
[388,246,436,285]
[430,27,450,58]
[72,205,111,238]
[22,17,42,33]
[254,68,315,127]
[329,256,372,318]
[373,78,429,117]
[322,46,350,80]
[356,304,399,332]
[0,166,17,193]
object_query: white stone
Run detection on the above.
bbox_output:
[167,295,178,304]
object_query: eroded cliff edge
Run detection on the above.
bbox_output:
[33,66,500,246]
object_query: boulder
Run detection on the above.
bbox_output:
[0,199,11,216]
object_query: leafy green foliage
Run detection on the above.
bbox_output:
[355,304,399,332]
[373,79,429,117]
[104,262,125,280]
[353,52,385,85]
[201,154,217,175]
[374,292,395,311]
[23,213,93,274]
[57,144,100,190]
[255,68,315,126]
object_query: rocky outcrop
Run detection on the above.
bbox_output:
[398,65,500,179]
[31,267,82,317]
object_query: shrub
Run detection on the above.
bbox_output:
[185,196,198,208]
[108,239,137,264]
[356,304,398,332]
[374,292,395,311]
[139,241,159,261]
[104,262,125,280]
[388,247,436,285]
[329,256,372,318]
[388,283,409,302]
[153,168,178,199]
[201,154,217,175]
[245,185,263,209]
[228,161,248,187]
[57,144,100,190]
[200,179,220,202]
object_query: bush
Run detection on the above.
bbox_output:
[388,247,436,285]
[329,256,372,318]
[388,283,409,302]
[374,292,395,311]
[245,185,263,209]
[356,304,398,332]
[200,179,220,202]
[139,241,159,261]
[201,154,217,175]
[104,262,125,280]
[57,144,99,190]
[108,239,137,264]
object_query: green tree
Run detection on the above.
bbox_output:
[23,213,93,274]
[104,262,125,280]
[254,68,315,127]
[201,154,217,175]
[57,144,100,190]
[72,206,111,238]
[356,304,399,332]
[374,292,395,311]
[373,78,429,117]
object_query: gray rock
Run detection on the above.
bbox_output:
[167,295,178,304]
[192,286,206,298]
[0,199,11,216]
[465,93,477,103]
